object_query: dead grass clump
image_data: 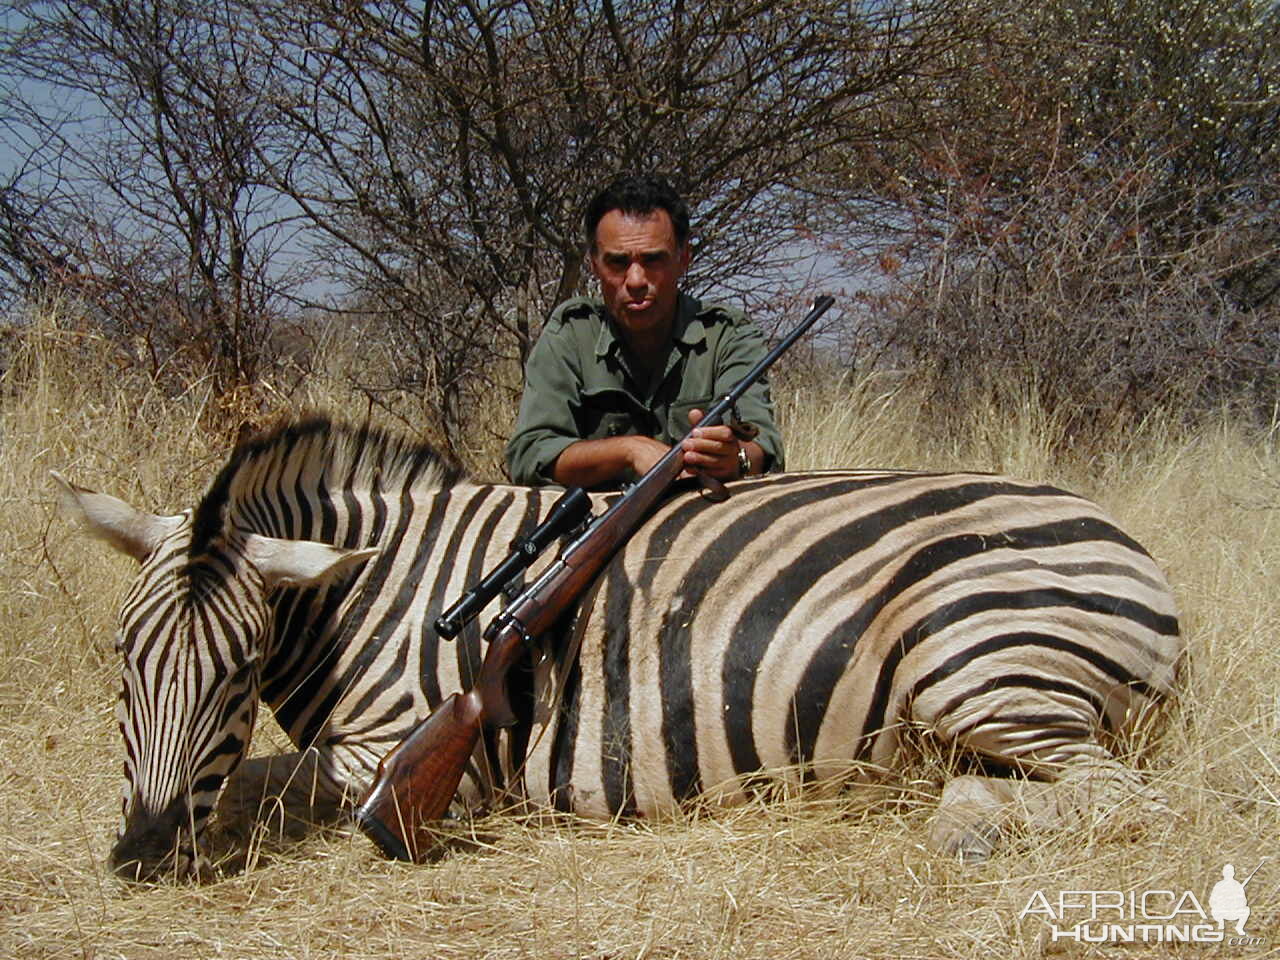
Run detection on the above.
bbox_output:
[1,303,1276,957]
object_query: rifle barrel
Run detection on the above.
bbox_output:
[438,295,834,640]
[719,295,834,410]
[630,295,834,477]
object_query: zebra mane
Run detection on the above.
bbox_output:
[190,414,463,557]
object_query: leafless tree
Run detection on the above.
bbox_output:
[244,0,986,452]
[820,0,1280,436]
[10,0,1271,447]
[1,0,300,396]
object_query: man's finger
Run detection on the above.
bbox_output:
[682,436,733,460]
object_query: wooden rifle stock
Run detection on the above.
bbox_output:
[354,295,834,862]
[354,631,525,862]
[353,455,685,861]
[354,690,481,861]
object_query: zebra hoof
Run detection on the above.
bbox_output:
[928,774,1010,862]
[928,815,999,863]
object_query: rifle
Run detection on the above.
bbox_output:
[1240,858,1267,887]
[354,294,835,862]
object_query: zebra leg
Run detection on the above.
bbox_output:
[216,748,361,839]
[928,757,1169,862]
[919,688,1170,862]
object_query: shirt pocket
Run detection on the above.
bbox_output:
[587,411,636,440]
[578,387,640,440]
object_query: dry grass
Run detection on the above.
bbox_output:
[2,309,1278,958]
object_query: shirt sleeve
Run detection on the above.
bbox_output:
[504,322,585,485]
[711,317,786,472]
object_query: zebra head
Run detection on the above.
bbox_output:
[54,473,374,881]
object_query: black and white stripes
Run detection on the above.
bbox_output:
[525,470,1179,820]
[60,418,1180,877]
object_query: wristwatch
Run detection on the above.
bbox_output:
[736,444,751,478]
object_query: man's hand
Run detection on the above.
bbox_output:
[683,409,763,481]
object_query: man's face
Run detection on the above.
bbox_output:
[589,208,689,343]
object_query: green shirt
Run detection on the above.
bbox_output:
[505,292,784,486]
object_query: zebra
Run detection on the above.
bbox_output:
[55,416,1181,879]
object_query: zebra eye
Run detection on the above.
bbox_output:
[211,655,261,698]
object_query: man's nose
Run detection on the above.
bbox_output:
[625,261,648,290]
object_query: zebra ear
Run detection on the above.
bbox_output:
[51,471,184,563]
[243,534,378,589]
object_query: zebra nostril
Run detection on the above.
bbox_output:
[109,835,201,883]
[109,795,199,882]
[109,840,164,883]
[109,852,146,883]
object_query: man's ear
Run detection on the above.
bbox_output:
[51,471,184,562]
[243,533,378,590]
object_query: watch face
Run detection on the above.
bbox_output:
[737,445,751,477]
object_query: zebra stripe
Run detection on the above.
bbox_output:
[62,418,1180,877]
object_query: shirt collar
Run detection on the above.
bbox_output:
[593,292,707,360]
[671,293,709,351]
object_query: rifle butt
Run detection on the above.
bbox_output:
[354,690,483,862]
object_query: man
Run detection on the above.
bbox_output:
[505,174,783,489]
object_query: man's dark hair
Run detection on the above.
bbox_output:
[584,174,691,251]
